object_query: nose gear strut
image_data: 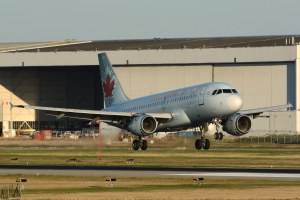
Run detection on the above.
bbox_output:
[213,119,224,141]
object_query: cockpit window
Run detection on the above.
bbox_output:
[232,89,238,93]
[222,89,232,93]
[212,88,238,95]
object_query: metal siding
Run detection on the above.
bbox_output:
[0,70,38,122]
[296,46,300,134]
[214,64,294,134]
[250,112,295,135]
[0,46,296,67]
[214,64,287,110]
[270,112,296,133]
[271,66,287,106]
[114,65,212,98]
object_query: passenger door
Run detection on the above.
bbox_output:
[198,86,207,105]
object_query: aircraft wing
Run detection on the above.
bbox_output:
[238,103,293,118]
[12,104,172,121]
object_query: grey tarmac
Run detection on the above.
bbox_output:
[1,166,300,180]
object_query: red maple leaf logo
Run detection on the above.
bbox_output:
[103,74,115,97]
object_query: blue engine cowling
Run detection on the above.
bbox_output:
[222,114,252,136]
[128,115,158,136]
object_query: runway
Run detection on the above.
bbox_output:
[1,165,300,180]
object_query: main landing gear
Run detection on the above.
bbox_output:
[195,126,210,150]
[194,121,224,151]
[132,136,148,151]
[195,138,210,150]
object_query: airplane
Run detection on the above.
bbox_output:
[12,53,292,151]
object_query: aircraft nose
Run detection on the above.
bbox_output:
[227,94,242,112]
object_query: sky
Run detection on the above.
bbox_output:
[1,0,300,43]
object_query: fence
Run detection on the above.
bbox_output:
[237,133,300,144]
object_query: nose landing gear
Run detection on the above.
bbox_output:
[213,119,224,141]
[214,132,224,140]
[132,137,148,151]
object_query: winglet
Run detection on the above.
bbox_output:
[287,102,293,111]
[9,102,13,111]
[9,103,25,111]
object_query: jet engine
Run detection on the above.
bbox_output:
[222,115,251,136]
[128,115,158,136]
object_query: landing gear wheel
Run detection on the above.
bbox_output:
[214,132,224,141]
[195,139,203,150]
[132,139,140,151]
[219,132,224,140]
[203,139,210,150]
[141,140,148,150]
[214,132,219,140]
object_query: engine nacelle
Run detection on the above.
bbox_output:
[128,115,158,136]
[222,115,252,136]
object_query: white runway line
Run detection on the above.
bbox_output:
[1,168,300,180]
[163,172,300,179]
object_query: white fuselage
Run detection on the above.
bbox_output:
[105,82,242,132]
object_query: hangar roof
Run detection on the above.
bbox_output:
[1,35,300,53]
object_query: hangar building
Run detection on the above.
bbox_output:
[0,36,299,137]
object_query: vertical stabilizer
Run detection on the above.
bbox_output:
[98,53,129,107]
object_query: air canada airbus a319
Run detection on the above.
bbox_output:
[13,53,292,151]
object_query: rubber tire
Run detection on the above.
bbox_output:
[141,140,148,150]
[132,139,140,150]
[219,132,224,140]
[214,132,219,140]
[203,139,210,150]
[195,139,203,150]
